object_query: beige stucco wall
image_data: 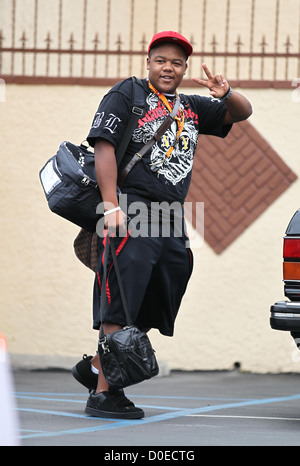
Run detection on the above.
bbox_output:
[1,80,300,373]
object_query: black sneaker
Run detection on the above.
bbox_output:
[85,390,144,419]
[71,354,98,391]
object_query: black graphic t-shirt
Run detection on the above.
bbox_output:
[87,78,232,204]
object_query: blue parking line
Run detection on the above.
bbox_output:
[16,393,187,411]
[16,392,251,401]
[16,395,85,404]
[18,392,300,440]
[18,407,90,420]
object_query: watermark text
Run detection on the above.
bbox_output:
[95,195,204,249]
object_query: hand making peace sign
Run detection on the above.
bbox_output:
[192,63,230,99]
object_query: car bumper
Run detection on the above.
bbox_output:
[270,300,300,331]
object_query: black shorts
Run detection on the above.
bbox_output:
[92,228,193,336]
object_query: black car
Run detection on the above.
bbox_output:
[270,209,300,345]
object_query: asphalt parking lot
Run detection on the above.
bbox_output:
[9,368,300,448]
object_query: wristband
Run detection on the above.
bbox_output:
[104,206,121,216]
[219,86,232,101]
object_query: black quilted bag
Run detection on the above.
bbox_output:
[98,236,159,390]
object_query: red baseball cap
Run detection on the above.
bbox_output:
[148,31,193,57]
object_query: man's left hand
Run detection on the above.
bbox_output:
[192,63,229,99]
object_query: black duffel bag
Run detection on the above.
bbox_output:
[39,141,101,232]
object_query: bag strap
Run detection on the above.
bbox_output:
[115,76,146,167]
[99,235,132,341]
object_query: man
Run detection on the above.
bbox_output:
[72,31,252,419]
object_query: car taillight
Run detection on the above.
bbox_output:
[283,237,300,281]
[283,262,300,280]
[283,238,300,258]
